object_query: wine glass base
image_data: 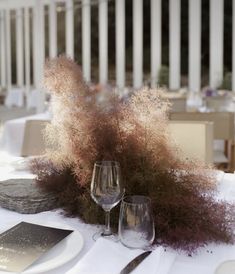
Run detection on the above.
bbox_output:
[92,230,119,242]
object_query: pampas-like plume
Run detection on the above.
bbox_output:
[32,56,235,253]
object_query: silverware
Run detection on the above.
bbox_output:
[119,251,152,274]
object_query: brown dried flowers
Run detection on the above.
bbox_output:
[31,56,235,253]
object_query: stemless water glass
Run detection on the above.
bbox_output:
[91,161,124,240]
[118,195,155,249]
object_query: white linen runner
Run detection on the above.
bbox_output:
[66,238,176,274]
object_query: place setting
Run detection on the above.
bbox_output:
[0,160,175,274]
[0,155,234,274]
[66,160,176,274]
[0,220,84,274]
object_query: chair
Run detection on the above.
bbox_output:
[21,120,50,157]
[5,87,24,108]
[162,92,187,112]
[169,112,235,171]
[168,97,187,112]
[168,121,214,164]
[205,96,230,111]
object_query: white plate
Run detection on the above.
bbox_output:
[215,260,235,274]
[0,221,84,274]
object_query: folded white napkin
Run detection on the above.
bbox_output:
[66,238,176,274]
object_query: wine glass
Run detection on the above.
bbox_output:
[91,161,124,240]
[118,195,155,249]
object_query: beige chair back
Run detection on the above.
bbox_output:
[169,112,235,170]
[168,98,187,112]
[169,121,214,164]
[169,112,234,140]
[205,96,230,112]
[162,93,187,112]
[21,120,50,157]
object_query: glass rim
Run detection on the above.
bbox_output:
[122,195,151,205]
[94,161,120,167]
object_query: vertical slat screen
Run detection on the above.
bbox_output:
[34,0,45,112]
[0,12,2,87]
[82,0,91,82]
[33,7,37,87]
[232,0,235,91]
[0,10,6,88]
[24,7,30,98]
[132,0,143,88]
[49,0,57,58]
[0,0,231,103]
[210,0,224,88]
[169,0,181,90]
[151,0,161,88]
[189,0,201,92]
[16,8,24,88]
[65,0,74,59]
[5,9,11,93]
[41,4,45,62]
[99,0,108,84]
[133,0,143,89]
[115,0,125,89]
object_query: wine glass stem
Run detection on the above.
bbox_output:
[103,210,111,236]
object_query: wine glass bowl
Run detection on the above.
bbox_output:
[91,161,124,239]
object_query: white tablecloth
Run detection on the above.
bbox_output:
[0,112,51,156]
[5,88,24,108]
[4,88,42,109]
[26,89,41,109]
[0,171,234,274]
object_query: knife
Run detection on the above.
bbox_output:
[119,251,152,274]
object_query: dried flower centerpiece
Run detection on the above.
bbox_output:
[32,56,235,253]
